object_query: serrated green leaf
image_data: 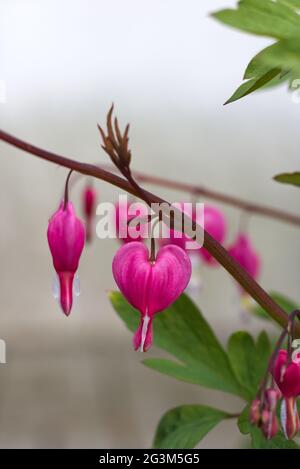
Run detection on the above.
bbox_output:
[225,68,281,104]
[212,0,300,103]
[227,331,271,399]
[153,405,229,449]
[212,1,300,40]
[274,172,300,187]
[110,291,245,397]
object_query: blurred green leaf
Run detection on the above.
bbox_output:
[153,405,230,449]
[238,405,300,448]
[109,291,246,397]
[212,0,300,39]
[250,291,299,321]
[212,0,300,103]
[238,405,251,435]
[250,426,300,449]
[227,331,271,399]
[225,68,281,104]
[274,172,300,187]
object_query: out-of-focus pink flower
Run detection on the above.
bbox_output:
[199,205,227,265]
[112,242,191,351]
[82,185,97,243]
[114,200,148,243]
[47,201,85,316]
[161,203,226,266]
[228,233,260,282]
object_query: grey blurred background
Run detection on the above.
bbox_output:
[0,0,299,449]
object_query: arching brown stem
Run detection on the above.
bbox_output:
[0,128,298,335]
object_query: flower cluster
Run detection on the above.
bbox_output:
[250,312,300,441]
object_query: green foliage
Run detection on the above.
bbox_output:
[227,331,271,399]
[212,0,300,103]
[153,405,229,449]
[249,291,299,321]
[274,172,300,187]
[238,406,300,448]
[110,291,300,448]
[110,291,245,397]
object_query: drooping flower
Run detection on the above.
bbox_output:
[112,242,191,351]
[114,200,148,243]
[249,388,280,440]
[160,203,226,265]
[47,201,85,316]
[199,205,227,265]
[228,233,260,281]
[273,349,300,439]
[82,185,97,243]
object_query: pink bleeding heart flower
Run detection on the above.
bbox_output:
[273,350,300,398]
[82,185,97,243]
[249,389,280,439]
[199,205,227,265]
[228,233,260,290]
[273,349,300,439]
[114,200,148,243]
[112,242,191,351]
[261,409,279,440]
[47,201,85,316]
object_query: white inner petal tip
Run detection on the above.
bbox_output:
[280,399,288,440]
[140,314,150,352]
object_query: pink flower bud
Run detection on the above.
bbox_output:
[249,398,261,425]
[264,388,281,412]
[47,201,85,316]
[281,397,300,440]
[199,205,226,265]
[273,349,300,398]
[82,185,97,243]
[112,242,191,351]
[261,409,279,440]
[114,200,148,243]
[228,233,260,283]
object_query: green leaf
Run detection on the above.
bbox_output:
[238,405,300,448]
[212,0,300,103]
[250,426,300,449]
[238,405,251,435]
[227,331,271,399]
[250,291,300,320]
[109,291,245,397]
[274,172,300,187]
[225,68,281,104]
[153,405,229,449]
[212,0,300,39]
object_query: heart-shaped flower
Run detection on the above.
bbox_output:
[112,242,191,351]
[273,349,300,398]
